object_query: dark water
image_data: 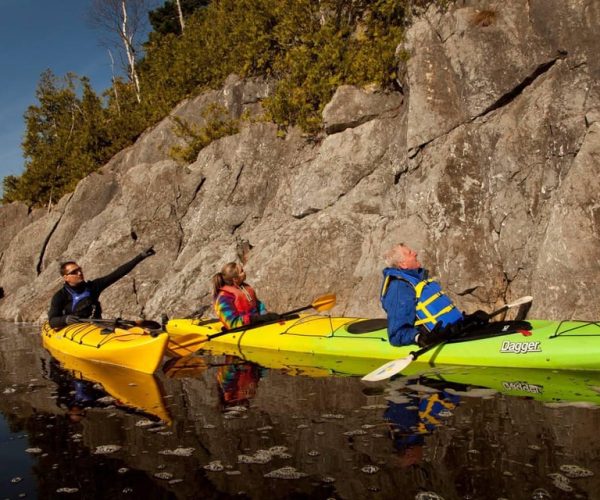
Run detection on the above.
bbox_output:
[1,322,599,500]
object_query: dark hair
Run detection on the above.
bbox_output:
[212,262,243,298]
[59,261,78,276]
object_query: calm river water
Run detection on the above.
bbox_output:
[1,321,599,499]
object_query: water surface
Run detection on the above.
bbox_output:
[1,322,599,499]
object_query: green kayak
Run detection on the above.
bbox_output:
[166,315,600,371]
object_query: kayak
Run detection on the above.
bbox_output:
[165,314,600,371]
[43,341,171,423]
[41,321,168,374]
[165,345,600,406]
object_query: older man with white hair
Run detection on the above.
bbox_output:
[380,243,481,347]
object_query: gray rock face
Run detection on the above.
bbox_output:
[323,85,403,134]
[1,0,599,324]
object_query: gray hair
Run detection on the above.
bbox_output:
[383,243,406,267]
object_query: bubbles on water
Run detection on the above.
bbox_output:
[264,466,307,479]
[122,488,134,494]
[547,473,573,492]
[25,447,42,454]
[96,396,116,404]
[257,425,273,431]
[343,429,368,436]
[238,446,290,464]
[203,424,216,429]
[321,413,345,419]
[307,450,320,456]
[56,487,79,494]
[118,468,129,474]
[204,461,224,472]
[415,492,445,500]
[135,419,156,428]
[361,465,379,474]
[169,478,183,484]
[93,445,122,454]
[559,464,594,478]
[11,477,22,483]
[531,488,551,499]
[239,450,275,464]
[3,387,16,394]
[528,445,542,450]
[297,424,309,429]
[225,470,241,475]
[226,405,248,413]
[159,447,195,457]
[361,404,388,410]
[154,472,174,480]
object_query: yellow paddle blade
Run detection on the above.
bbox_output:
[166,333,209,358]
[311,293,336,312]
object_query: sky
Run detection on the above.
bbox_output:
[0,0,157,196]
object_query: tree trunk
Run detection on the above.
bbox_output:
[120,0,142,103]
[175,0,185,32]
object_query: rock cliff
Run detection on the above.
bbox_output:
[1,0,599,323]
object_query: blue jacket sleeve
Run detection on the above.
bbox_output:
[381,279,419,346]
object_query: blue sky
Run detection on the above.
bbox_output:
[0,0,156,196]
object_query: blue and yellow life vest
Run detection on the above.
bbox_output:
[380,268,463,332]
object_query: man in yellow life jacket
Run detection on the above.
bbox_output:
[380,243,487,347]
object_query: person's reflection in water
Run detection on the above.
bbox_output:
[43,359,106,423]
[216,356,265,410]
[384,377,462,467]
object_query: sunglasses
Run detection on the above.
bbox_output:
[65,267,83,276]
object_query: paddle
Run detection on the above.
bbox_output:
[166,293,337,357]
[361,295,533,382]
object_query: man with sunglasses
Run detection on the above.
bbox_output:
[48,247,156,329]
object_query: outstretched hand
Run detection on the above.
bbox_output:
[140,246,155,258]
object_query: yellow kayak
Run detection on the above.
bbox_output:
[41,321,168,374]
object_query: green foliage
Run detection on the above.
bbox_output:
[169,104,240,164]
[148,0,209,35]
[3,71,112,206]
[5,0,435,206]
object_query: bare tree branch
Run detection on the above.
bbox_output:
[88,0,159,103]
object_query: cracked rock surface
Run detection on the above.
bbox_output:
[0,0,599,322]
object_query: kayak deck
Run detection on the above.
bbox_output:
[42,322,168,374]
[166,315,600,371]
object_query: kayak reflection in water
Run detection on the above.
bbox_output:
[216,357,266,410]
[384,378,462,467]
[212,262,279,330]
